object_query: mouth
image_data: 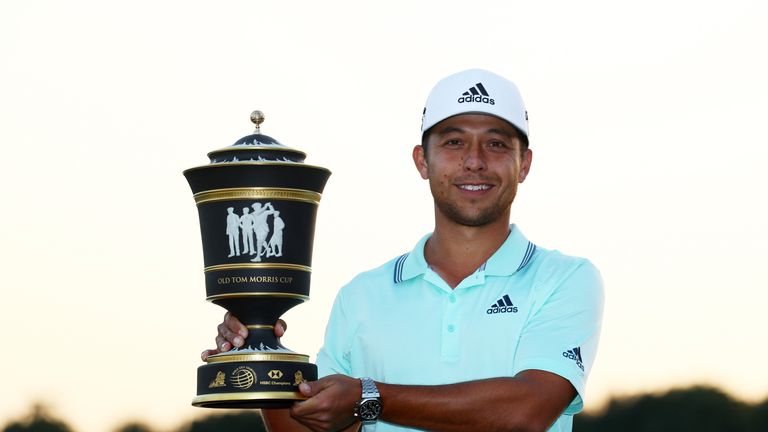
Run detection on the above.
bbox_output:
[457,184,493,191]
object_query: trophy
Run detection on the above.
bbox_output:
[184,111,331,408]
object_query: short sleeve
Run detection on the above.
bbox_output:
[512,259,605,415]
[316,289,354,378]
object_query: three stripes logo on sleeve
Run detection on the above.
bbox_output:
[563,347,585,371]
[487,294,518,314]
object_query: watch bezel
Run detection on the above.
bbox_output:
[356,397,382,422]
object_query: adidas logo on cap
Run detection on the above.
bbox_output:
[457,82,495,105]
[486,294,518,314]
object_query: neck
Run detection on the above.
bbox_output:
[424,211,511,289]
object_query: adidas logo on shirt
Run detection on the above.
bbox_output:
[486,294,518,314]
[457,82,495,105]
[563,347,585,371]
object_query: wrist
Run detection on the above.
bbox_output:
[354,377,382,424]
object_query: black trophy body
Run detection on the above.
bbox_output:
[184,112,331,408]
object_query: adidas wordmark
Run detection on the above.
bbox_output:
[458,82,495,105]
[487,294,518,314]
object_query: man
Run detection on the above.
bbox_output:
[204,69,604,432]
[250,202,276,262]
[226,207,241,258]
[267,210,285,258]
[240,206,256,255]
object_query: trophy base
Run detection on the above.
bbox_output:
[193,351,317,409]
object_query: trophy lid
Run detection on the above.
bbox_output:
[207,110,307,164]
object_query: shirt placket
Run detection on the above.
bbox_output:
[425,268,485,362]
[441,290,461,361]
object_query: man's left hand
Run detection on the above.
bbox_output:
[289,374,361,432]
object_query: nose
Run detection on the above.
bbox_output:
[463,143,486,172]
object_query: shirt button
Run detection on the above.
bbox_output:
[449,294,456,303]
[447,325,455,333]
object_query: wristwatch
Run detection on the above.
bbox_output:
[354,377,382,425]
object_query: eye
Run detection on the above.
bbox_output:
[487,140,508,149]
[443,139,462,147]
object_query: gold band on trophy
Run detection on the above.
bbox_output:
[246,324,275,330]
[206,292,310,302]
[206,353,310,364]
[208,145,307,158]
[194,187,321,205]
[192,391,306,406]
[203,263,311,273]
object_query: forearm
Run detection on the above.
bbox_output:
[377,372,575,432]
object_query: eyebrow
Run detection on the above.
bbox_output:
[435,126,516,138]
[435,126,466,136]
[486,128,516,138]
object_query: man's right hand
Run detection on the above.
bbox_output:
[200,312,287,361]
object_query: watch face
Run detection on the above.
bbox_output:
[359,399,382,420]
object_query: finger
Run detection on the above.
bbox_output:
[298,381,313,396]
[218,322,244,348]
[224,312,249,339]
[215,334,234,352]
[290,380,332,416]
[289,376,358,432]
[275,319,287,338]
[201,349,219,361]
[290,400,318,421]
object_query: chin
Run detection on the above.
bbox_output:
[441,206,507,227]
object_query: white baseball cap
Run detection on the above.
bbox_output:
[421,69,528,141]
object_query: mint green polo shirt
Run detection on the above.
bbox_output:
[316,225,604,432]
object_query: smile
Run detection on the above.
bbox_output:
[458,184,492,191]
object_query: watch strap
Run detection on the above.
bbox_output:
[360,377,380,398]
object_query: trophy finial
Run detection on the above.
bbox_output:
[250,110,265,134]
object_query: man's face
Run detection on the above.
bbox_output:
[413,114,532,227]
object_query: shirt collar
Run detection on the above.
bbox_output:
[396,224,535,284]
[484,224,535,276]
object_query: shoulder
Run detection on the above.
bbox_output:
[332,253,414,310]
[340,253,408,294]
[323,254,408,332]
[526,246,604,299]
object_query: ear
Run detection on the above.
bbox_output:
[413,145,429,180]
[518,149,533,183]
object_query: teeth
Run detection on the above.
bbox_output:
[459,184,490,191]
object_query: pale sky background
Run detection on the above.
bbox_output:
[1,1,767,431]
